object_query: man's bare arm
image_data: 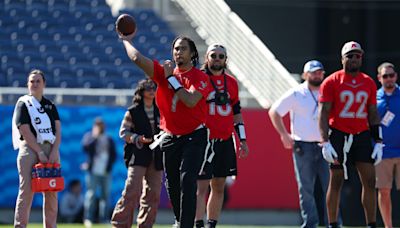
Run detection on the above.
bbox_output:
[318,102,332,142]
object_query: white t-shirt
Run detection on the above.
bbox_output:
[271,82,322,142]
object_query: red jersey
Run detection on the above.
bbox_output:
[319,69,377,134]
[152,60,212,135]
[205,73,240,140]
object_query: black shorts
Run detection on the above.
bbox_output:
[198,136,237,180]
[329,128,374,167]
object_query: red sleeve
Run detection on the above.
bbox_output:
[319,75,334,102]
[368,78,378,105]
[230,75,240,106]
[152,60,165,85]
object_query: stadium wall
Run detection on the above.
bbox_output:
[0,105,299,209]
[3,105,400,225]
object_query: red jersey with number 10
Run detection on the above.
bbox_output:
[319,69,377,134]
[152,60,212,135]
[205,73,239,140]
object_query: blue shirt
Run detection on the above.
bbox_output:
[377,86,400,158]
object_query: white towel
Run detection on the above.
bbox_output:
[12,95,56,150]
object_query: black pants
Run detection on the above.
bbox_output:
[161,128,209,228]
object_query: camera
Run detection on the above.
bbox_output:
[214,92,229,105]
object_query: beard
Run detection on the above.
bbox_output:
[345,64,360,73]
[175,60,183,66]
[210,64,224,71]
[308,79,323,87]
[384,82,396,89]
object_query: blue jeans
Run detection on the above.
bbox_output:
[293,141,329,228]
[84,173,111,223]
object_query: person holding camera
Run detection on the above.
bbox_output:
[195,44,249,228]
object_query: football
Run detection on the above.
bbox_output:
[116,14,137,36]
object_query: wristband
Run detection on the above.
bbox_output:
[370,124,382,142]
[167,75,183,92]
[130,134,143,149]
[129,134,138,143]
[234,123,246,141]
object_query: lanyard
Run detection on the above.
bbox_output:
[308,88,318,115]
[384,94,392,112]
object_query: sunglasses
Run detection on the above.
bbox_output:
[345,53,362,59]
[382,73,396,79]
[210,53,226,59]
[144,84,156,91]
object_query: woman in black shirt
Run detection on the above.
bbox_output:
[12,69,61,228]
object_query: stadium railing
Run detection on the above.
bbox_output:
[172,0,299,108]
[0,87,133,106]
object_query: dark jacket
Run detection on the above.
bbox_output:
[124,102,163,170]
[82,133,116,174]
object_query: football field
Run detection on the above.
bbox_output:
[0,225,293,228]
[0,225,365,228]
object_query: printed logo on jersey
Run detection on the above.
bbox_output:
[38,128,53,134]
[198,81,208,90]
[37,107,45,113]
[35,117,41,124]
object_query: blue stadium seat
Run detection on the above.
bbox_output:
[25,62,47,73]
[26,2,47,11]
[0,75,7,86]
[97,66,119,79]
[44,54,67,66]
[2,61,23,72]
[1,1,175,89]
[102,77,127,89]
[58,75,79,88]
[6,72,28,87]
[80,77,103,88]
[0,54,20,71]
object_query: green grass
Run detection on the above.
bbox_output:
[0,225,292,228]
[0,225,366,228]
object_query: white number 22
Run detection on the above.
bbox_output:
[339,90,368,118]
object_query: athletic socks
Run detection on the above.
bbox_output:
[206,219,218,228]
[195,220,205,228]
[367,222,376,228]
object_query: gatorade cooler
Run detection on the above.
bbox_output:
[31,163,64,192]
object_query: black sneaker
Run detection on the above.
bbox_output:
[195,220,205,228]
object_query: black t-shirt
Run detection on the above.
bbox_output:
[14,95,60,139]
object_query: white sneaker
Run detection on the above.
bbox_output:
[172,221,180,228]
[84,219,93,228]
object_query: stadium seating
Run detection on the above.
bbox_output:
[0,0,176,89]
[0,0,176,209]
